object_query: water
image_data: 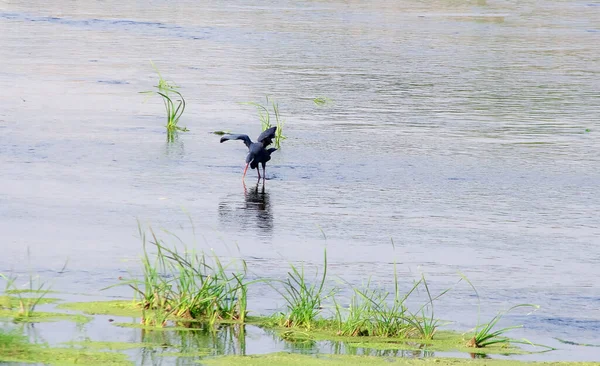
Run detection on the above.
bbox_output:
[1,0,599,362]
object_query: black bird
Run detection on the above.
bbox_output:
[220,127,277,180]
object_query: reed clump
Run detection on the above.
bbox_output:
[115,226,248,327]
[271,249,335,329]
[332,270,451,340]
[142,62,188,142]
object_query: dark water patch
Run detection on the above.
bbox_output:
[0,12,215,41]
[97,80,129,85]
[542,317,600,332]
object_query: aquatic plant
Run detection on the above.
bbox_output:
[0,328,130,364]
[0,328,31,360]
[141,62,188,142]
[243,96,286,149]
[313,97,332,106]
[465,304,539,348]
[460,274,545,349]
[0,272,53,321]
[211,130,231,136]
[333,263,417,338]
[403,275,445,340]
[112,225,249,327]
[333,270,456,341]
[101,224,548,352]
[272,249,334,329]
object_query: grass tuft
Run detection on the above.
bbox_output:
[109,224,249,327]
[465,304,539,348]
[459,273,550,350]
[0,253,65,321]
[141,62,188,142]
[271,249,334,329]
[243,96,286,148]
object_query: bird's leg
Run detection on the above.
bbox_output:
[243,163,249,179]
[259,162,268,181]
[257,167,261,180]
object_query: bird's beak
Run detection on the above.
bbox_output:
[243,163,249,179]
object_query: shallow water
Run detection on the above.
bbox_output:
[1,0,599,362]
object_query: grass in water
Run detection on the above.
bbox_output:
[141,62,188,142]
[403,275,449,340]
[243,96,286,149]
[465,304,540,348]
[1,274,52,321]
[111,224,249,327]
[334,269,417,338]
[0,253,66,321]
[271,249,334,329]
[101,225,550,353]
[460,274,551,350]
[333,269,458,340]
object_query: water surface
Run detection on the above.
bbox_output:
[0,0,599,362]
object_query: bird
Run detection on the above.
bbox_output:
[220,127,277,180]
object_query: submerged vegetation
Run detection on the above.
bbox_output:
[202,352,599,366]
[142,62,188,142]
[243,96,286,149]
[0,328,130,365]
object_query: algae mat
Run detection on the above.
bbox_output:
[201,353,600,366]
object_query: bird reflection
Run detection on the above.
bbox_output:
[218,181,273,236]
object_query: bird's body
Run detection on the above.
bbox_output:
[220,127,277,180]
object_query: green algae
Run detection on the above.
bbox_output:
[57,300,141,317]
[0,295,59,308]
[0,340,131,366]
[4,289,58,294]
[0,309,91,323]
[113,321,202,331]
[262,326,525,356]
[160,350,212,357]
[344,331,523,355]
[65,340,160,351]
[200,352,600,366]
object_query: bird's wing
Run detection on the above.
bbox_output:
[257,127,277,146]
[220,134,252,148]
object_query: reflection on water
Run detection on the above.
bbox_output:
[138,323,247,364]
[164,136,185,158]
[218,181,273,236]
[132,323,440,364]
